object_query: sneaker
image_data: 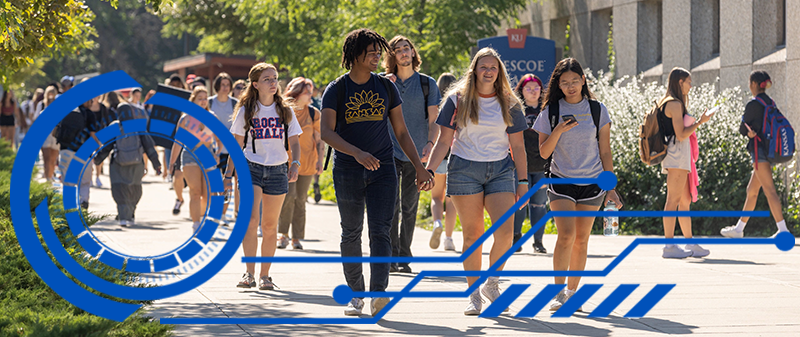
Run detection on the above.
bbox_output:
[397,265,412,273]
[313,182,322,204]
[292,240,303,250]
[464,289,484,315]
[662,244,693,259]
[236,272,256,288]
[390,263,399,273]
[277,235,289,249]
[685,244,710,258]
[95,177,102,188]
[259,276,277,290]
[430,221,443,249]
[533,241,547,254]
[172,199,183,215]
[720,226,744,238]
[770,230,790,238]
[371,297,390,316]
[81,201,89,210]
[443,237,456,251]
[513,233,522,253]
[344,298,364,316]
[119,220,130,227]
[257,226,262,237]
[481,278,509,312]
[548,289,570,311]
[192,222,200,233]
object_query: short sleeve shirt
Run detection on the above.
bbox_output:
[386,72,441,161]
[230,101,303,166]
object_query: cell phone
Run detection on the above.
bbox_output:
[705,106,720,117]
[562,115,577,124]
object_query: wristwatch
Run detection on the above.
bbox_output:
[291,160,301,167]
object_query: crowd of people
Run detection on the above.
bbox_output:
[9,27,791,318]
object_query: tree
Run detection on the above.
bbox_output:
[161,0,527,85]
[0,0,167,87]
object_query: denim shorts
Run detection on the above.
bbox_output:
[181,149,199,167]
[446,155,515,196]
[248,161,288,195]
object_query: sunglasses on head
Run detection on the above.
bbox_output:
[234,86,244,90]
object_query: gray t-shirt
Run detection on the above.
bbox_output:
[209,95,238,153]
[532,98,611,180]
[387,72,441,162]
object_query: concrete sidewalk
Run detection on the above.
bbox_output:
[84,169,800,336]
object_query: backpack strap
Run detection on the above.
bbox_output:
[308,106,317,121]
[323,75,348,170]
[242,119,257,154]
[377,75,395,111]
[283,119,289,151]
[548,100,560,133]
[420,74,429,120]
[589,99,601,140]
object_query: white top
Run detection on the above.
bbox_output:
[230,101,302,166]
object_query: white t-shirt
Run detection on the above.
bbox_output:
[435,94,527,162]
[230,101,302,166]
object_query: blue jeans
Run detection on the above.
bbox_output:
[333,163,397,293]
[513,172,547,243]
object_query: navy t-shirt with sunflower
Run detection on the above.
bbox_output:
[322,72,403,168]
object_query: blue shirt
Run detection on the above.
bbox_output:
[386,72,441,162]
[322,73,403,168]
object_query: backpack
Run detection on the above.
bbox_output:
[55,108,87,149]
[323,74,396,170]
[544,99,601,177]
[113,121,144,166]
[638,100,669,166]
[753,97,795,164]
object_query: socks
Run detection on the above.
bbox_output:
[776,220,788,232]
[434,219,443,228]
[734,220,747,232]
[565,289,576,297]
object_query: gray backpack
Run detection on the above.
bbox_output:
[114,122,144,166]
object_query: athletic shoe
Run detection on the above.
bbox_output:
[371,297,390,317]
[397,265,412,273]
[344,298,364,316]
[770,230,790,238]
[277,235,289,249]
[443,237,456,251]
[533,241,547,254]
[662,245,693,259]
[119,220,130,227]
[192,222,200,233]
[513,233,522,253]
[390,263,399,273]
[236,272,255,288]
[292,240,303,250]
[81,201,89,210]
[481,277,509,312]
[172,199,183,215]
[548,289,570,311]
[720,226,744,238]
[685,244,710,257]
[259,276,277,290]
[464,289,484,315]
[257,226,262,237]
[430,221,443,249]
[95,177,102,188]
[313,182,322,204]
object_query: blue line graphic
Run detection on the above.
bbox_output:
[625,284,676,317]
[587,284,639,317]
[517,284,566,317]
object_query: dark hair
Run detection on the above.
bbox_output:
[213,72,234,95]
[750,70,772,91]
[382,35,421,74]
[660,67,691,109]
[103,91,122,109]
[436,72,457,97]
[341,28,389,70]
[515,73,543,107]
[542,58,593,108]
[167,74,185,89]
[192,77,207,88]
[1,90,14,108]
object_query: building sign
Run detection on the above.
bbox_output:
[477,29,556,88]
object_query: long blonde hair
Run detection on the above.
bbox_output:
[189,86,210,111]
[444,47,520,127]
[233,63,293,134]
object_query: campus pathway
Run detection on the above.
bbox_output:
[82,168,800,336]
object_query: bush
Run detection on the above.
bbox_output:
[589,71,797,236]
[0,141,173,336]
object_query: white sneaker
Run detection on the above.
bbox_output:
[119,220,130,227]
[464,289,484,315]
[770,230,790,238]
[344,298,364,316]
[430,221,443,249]
[95,177,102,188]
[662,244,693,259]
[685,244,710,258]
[720,226,744,238]
[371,297,390,317]
[443,237,456,251]
[480,277,509,312]
[548,289,569,311]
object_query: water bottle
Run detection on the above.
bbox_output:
[603,201,619,236]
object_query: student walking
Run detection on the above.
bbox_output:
[277,77,324,250]
[382,35,442,273]
[426,47,528,316]
[224,63,302,291]
[721,70,792,238]
[515,74,548,254]
[658,67,713,259]
[94,103,162,226]
[165,74,188,215]
[57,81,100,209]
[531,58,622,312]
[1,90,21,149]
[36,86,60,182]
[320,29,433,317]
[209,72,240,222]
[429,73,458,251]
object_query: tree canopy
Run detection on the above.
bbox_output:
[161,0,527,85]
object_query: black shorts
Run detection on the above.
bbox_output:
[547,175,606,206]
[0,114,14,126]
[217,153,236,177]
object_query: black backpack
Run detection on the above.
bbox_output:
[544,99,601,177]
[55,108,88,150]
[323,74,396,170]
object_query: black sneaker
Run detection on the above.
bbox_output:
[81,201,89,210]
[172,199,183,215]
[533,241,547,254]
[390,263,399,273]
[513,233,522,253]
[398,265,412,273]
[313,182,322,203]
